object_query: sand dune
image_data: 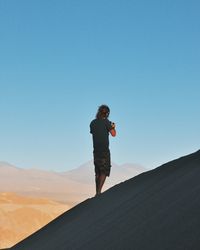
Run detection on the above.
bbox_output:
[0,192,69,249]
[10,150,200,250]
[0,161,145,248]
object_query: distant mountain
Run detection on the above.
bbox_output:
[10,150,200,250]
[0,161,146,205]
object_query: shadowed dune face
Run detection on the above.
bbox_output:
[0,192,70,249]
[9,150,200,250]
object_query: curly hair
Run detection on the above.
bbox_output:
[96,105,110,119]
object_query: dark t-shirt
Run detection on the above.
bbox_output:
[90,118,112,152]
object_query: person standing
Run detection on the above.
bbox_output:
[90,105,116,196]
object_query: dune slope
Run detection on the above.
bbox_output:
[11,150,200,250]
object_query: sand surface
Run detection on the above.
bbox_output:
[0,193,69,249]
[10,150,200,250]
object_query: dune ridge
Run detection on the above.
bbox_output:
[10,150,200,250]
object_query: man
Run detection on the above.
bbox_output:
[90,105,116,196]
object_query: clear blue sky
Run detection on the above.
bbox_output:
[0,0,199,171]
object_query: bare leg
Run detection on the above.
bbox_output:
[95,174,100,195]
[96,173,106,195]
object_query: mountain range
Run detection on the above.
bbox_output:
[0,161,145,204]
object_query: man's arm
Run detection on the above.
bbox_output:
[110,123,116,137]
[110,128,116,137]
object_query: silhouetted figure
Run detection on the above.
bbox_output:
[90,105,116,196]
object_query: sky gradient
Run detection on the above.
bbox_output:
[0,0,200,171]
